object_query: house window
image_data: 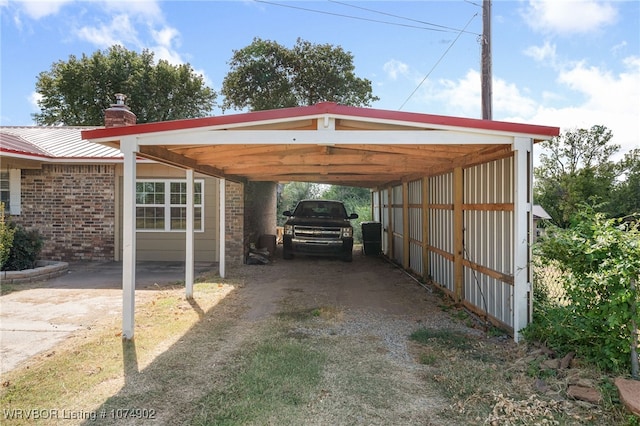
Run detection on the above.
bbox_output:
[135,180,203,232]
[0,171,9,212]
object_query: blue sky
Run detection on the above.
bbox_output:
[1,0,638,158]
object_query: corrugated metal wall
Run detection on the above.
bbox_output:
[428,172,454,294]
[372,190,381,222]
[374,155,520,331]
[381,189,389,254]
[391,185,404,264]
[408,179,423,276]
[463,157,514,327]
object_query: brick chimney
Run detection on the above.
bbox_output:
[104,93,136,128]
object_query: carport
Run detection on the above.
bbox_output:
[82,102,559,341]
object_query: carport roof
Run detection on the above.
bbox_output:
[82,102,559,188]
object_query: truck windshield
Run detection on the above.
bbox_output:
[293,201,347,218]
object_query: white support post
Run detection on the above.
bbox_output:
[512,137,533,342]
[185,169,195,298]
[121,137,138,340]
[219,178,226,279]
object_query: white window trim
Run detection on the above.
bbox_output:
[135,178,205,233]
[1,169,21,215]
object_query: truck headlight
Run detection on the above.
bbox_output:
[341,227,353,238]
[284,224,293,235]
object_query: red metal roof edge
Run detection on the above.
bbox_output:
[0,147,52,159]
[82,102,560,140]
[0,147,124,161]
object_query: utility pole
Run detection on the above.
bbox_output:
[481,0,492,120]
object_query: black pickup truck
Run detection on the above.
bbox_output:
[282,200,359,262]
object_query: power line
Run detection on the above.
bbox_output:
[254,0,478,35]
[328,0,480,37]
[399,12,478,110]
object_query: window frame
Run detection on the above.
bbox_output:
[0,169,21,215]
[135,179,205,233]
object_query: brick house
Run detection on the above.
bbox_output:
[0,103,274,265]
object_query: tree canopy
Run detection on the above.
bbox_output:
[33,45,216,126]
[610,148,640,218]
[221,38,379,112]
[533,125,626,227]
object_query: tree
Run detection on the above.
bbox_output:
[277,182,323,225]
[321,185,372,243]
[534,125,620,227]
[221,37,379,112]
[610,148,640,218]
[34,45,216,125]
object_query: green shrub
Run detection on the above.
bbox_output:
[0,202,15,269]
[523,207,640,374]
[2,224,44,271]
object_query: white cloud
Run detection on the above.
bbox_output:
[434,70,537,118]
[29,91,42,111]
[100,0,162,21]
[505,56,640,159]
[75,14,140,48]
[523,0,618,35]
[430,56,638,158]
[383,60,410,81]
[611,41,628,57]
[14,0,73,20]
[69,2,186,65]
[149,26,184,63]
[523,40,557,64]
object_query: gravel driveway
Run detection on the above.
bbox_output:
[1,251,460,376]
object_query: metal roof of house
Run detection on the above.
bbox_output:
[0,126,122,160]
[533,205,552,220]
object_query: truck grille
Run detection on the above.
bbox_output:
[294,226,341,239]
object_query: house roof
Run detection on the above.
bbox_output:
[82,102,560,188]
[532,205,552,220]
[0,126,121,160]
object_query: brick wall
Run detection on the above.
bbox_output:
[13,164,116,261]
[225,180,244,265]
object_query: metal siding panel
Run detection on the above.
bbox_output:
[409,206,420,241]
[464,268,513,328]
[430,252,454,292]
[394,234,403,263]
[460,157,517,327]
[381,189,389,253]
[410,241,423,275]
[373,191,380,222]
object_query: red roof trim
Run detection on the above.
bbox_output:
[0,147,52,159]
[0,147,125,161]
[82,102,560,140]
